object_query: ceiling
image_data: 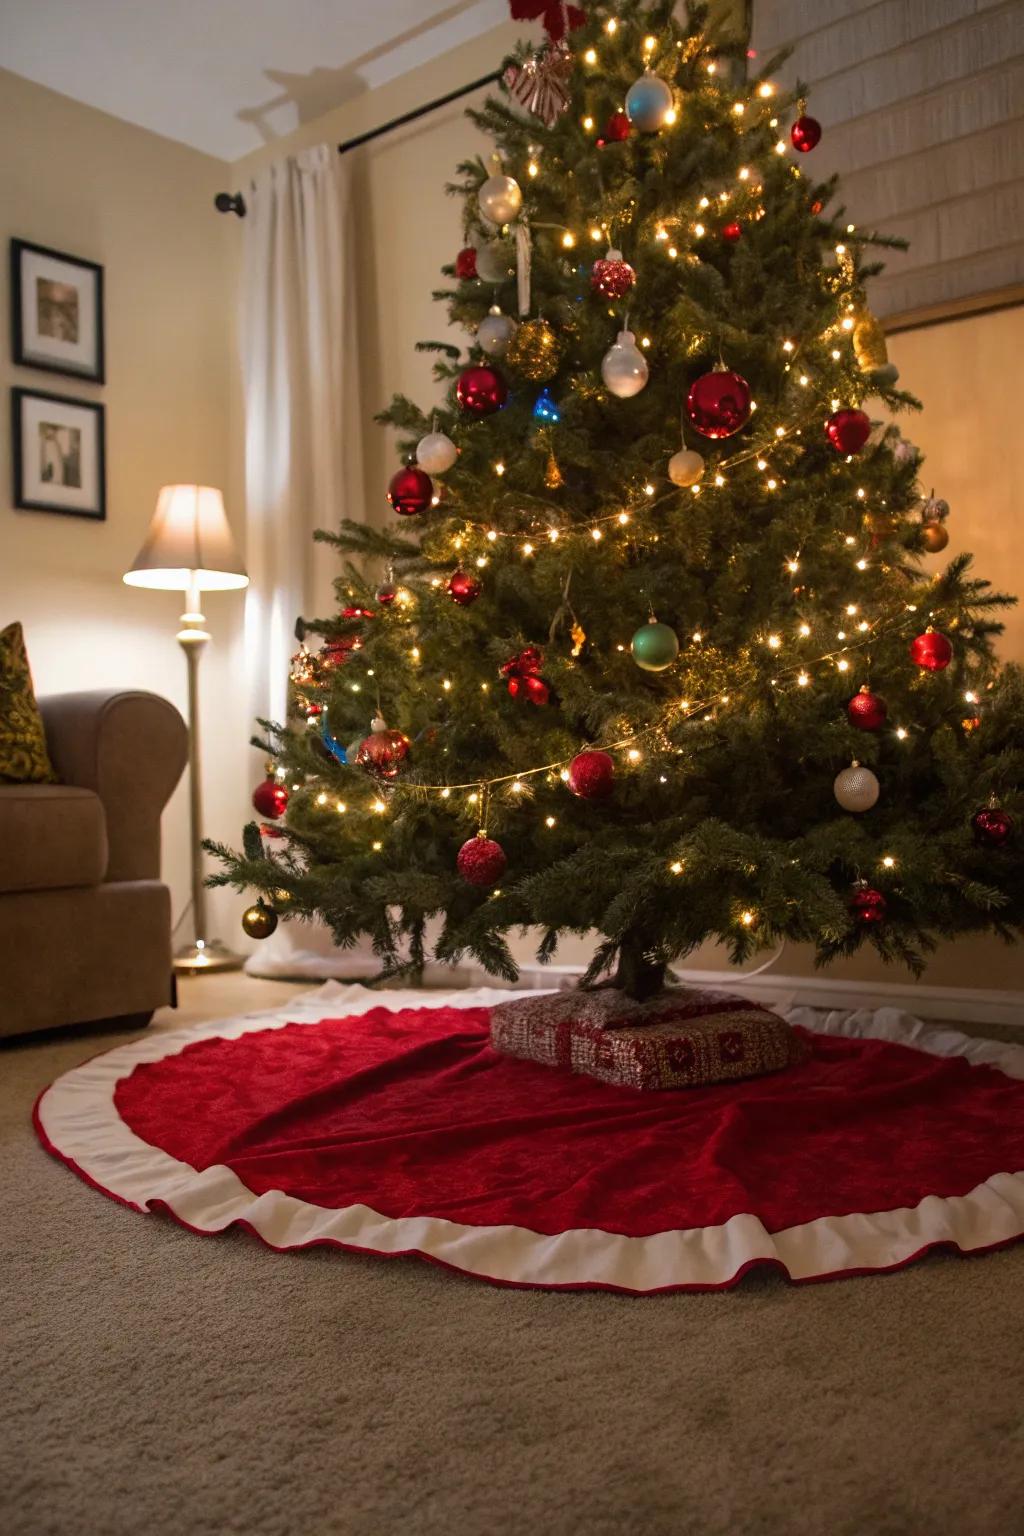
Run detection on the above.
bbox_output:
[0,0,509,162]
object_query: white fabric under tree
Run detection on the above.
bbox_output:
[241,143,376,979]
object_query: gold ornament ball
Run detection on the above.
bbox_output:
[921,522,949,553]
[506,319,562,383]
[668,448,705,487]
[852,313,896,378]
[242,902,279,940]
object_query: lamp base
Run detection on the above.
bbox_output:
[174,939,244,975]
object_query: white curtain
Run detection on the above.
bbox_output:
[242,142,362,732]
[240,143,367,977]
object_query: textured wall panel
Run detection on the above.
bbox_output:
[751,0,1024,316]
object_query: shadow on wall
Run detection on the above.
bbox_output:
[237,0,486,142]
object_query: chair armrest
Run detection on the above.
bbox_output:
[39,691,187,882]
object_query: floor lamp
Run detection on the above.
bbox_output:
[124,484,249,974]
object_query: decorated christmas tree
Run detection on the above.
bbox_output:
[213,0,1023,1001]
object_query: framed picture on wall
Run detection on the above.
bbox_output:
[12,388,106,520]
[10,239,105,383]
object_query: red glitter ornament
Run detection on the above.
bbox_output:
[252,775,288,820]
[355,727,410,781]
[603,111,631,143]
[320,635,361,669]
[791,115,822,153]
[972,805,1013,849]
[448,569,482,606]
[686,368,752,439]
[847,686,887,732]
[825,408,871,455]
[387,465,433,517]
[567,750,615,800]
[909,629,952,672]
[721,220,742,243]
[501,646,550,705]
[591,249,636,300]
[457,833,507,887]
[455,246,478,279]
[850,883,887,925]
[456,365,508,417]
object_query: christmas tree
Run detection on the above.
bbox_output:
[213,0,1023,1000]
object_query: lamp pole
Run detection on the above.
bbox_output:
[174,573,242,973]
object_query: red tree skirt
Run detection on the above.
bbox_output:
[34,985,1024,1294]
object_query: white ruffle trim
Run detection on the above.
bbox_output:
[35,984,1024,1293]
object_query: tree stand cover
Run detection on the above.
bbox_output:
[490,986,804,1090]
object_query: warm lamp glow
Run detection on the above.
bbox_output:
[123,485,248,593]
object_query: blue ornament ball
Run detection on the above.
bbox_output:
[321,710,348,764]
[533,388,560,423]
[625,72,674,133]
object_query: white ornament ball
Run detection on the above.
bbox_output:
[834,762,880,813]
[416,431,458,475]
[478,174,523,227]
[601,329,649,399]
[476,240,515,283]
[477,306,518,358]
[624,72,675,133]
[668,448,705,487]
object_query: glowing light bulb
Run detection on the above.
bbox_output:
[618,512,630,525]
[738,167,750,181]
[732,102,745,116]
[758,81,774,98]
[644,483,655,496]
[740,910,756,927]
[797,672,809,687]
[837,659,850,672]
[486,529,498,542]
[714,474,725,487]
[767,634,782,649]
[372,799,386,813]
[774,140,787,154]
[787,559,800,573]
[882,856,895,869]
[522,542,534,556]
[627,748,641,763]
[545,816,556,828]
[591,528,603,541]
[528,160,539,178]
[562,231,576,248]
[693,223,705,238]
[336,801,347,813]
[799,623,811,637]
[584,46,597,63]
[605,16,617,32]
[512,780,524,793]
[494,461,505,476]
[670,861,683,874]
[896,727,908,741]
[316,791,328,806]
[767,478,778,490]
[442,679,452,691]
[547,528,560,542]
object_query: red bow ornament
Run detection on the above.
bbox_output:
[500,645,551,706]
[509,1,586,41]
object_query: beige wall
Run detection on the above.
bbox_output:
[0,68,248,945]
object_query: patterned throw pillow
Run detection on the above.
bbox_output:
[0,622,58,783]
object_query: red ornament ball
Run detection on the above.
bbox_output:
[851,884,887,925]
[847,687,887,732]
[686,369,752,439]
[456,365,508,417]
[825,408,871,455]
[252,777,288,819]
[457,834,507,887]
[603,111,631,143]
[375,581,397,606]
[508,673,550,706]
[972,806,1013,849]
[455,246,478,279]
[721,220,742,244]
[567,750,615,800]
[791,115,822,153]
[355,729,410,782]
[591,250,636,300]
[448,569,482,607]
[387,465,433,516]
[909,629,953,672]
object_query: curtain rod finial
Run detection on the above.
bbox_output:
[214,191,247,217]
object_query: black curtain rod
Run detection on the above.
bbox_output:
[214,67,503,217]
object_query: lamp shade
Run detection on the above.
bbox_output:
[123,485,248,592]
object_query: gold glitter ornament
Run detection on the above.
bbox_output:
[545,448,564,488]
[506,318,563,382]
[853,312,899,383]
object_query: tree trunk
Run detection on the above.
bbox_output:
[611,933,666,1000]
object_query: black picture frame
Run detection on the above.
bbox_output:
[10,238,105,384]
[12,387,106,521]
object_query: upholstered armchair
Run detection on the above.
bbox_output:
[0,690,187,1038]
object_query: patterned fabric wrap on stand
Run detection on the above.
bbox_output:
[490,987,804,1090]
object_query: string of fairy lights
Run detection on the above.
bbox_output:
[261,23,974,930]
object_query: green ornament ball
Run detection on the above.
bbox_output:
[631,620,679,672]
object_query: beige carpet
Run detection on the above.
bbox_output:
[2,976,1023,1536]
